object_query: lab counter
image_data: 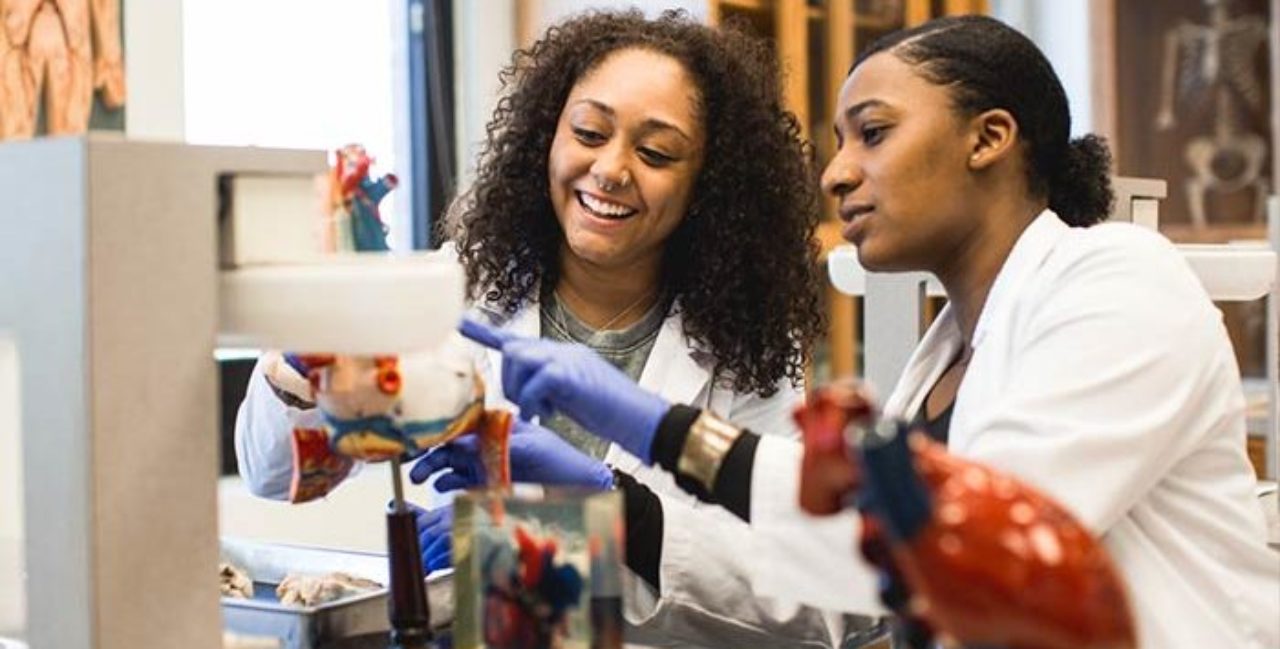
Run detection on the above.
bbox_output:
[219,538,452,649]
[218,463,455,648]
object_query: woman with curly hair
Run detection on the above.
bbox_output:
[408,9,881,648]
[432,8,825,458]
[237,8,873,649]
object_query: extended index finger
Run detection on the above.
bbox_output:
[458,317,518,350]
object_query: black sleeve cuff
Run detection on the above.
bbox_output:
[614,469,662,592]
[713,431,757,522]
[648,405,758,522]
[650,404,700,473]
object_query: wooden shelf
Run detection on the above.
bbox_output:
[717,0,769,10]
[1160,223,1269,244]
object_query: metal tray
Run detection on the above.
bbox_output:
[220,538,453,649]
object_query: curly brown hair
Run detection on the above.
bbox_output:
[442,9,825,397]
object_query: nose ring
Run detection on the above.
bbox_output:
[595,170,631,192]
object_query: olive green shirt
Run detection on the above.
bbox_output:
[539,293,667,459]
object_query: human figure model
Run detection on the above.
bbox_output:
[0,5,34,137]
[89,0,124,108]
[0,0,123,138]
[331,143,397,252]
[1156,0,1270,227]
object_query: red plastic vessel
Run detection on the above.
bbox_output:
[795,382,1137,649]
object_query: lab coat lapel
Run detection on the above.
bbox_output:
[883,213,1065,422]
[969,210,1067,353]
[947,210,1067,448]
[883,306,963,421]
[483,301,540,406]
[637,307,713,408]
[886,212,1068,437]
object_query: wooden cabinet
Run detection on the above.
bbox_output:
[707,0,988,382]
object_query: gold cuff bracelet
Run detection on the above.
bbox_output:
[676,411,743,492]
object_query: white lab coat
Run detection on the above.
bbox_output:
[235,299,863,648]
[747,211,1280,649]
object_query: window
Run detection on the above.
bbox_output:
[183,0,406,247]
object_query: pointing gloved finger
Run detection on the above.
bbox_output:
[503,338,566,364]
[433,472,478,493]
[409,440,477,484]
[410,447,456,485]
[458,318,517,350]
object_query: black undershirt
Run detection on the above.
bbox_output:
[910,400,954,444]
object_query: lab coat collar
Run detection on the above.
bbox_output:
[505,299,541,337]
[971,209,1067,351]
[882,306,962,420]
[636,304,714,406]
[882,210,1067,420]
[481,296,540,394]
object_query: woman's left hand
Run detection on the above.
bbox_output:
[409,418,614,491]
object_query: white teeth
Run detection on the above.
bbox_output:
[579,192,636,218]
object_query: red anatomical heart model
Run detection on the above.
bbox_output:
[795,382,1137,649]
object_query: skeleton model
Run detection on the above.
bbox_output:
[0,0,124,138]
[1156,0,1270,228]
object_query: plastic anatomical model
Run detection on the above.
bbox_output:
[0,1,35,137]
[89,0,123,107]
[275,343,511,504]
[480,525,585,649]
[328,143,398,253]
[0,0,124,138]
[268,150,489,647]
[795,382,1137,649]
[1155,0,1270,227]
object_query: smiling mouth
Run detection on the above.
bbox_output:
[577,191,638,220]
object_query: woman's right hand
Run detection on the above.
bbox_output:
[408,502,453,574]
[459,318,670,463]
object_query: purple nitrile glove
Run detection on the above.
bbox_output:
[406,501,453,574]
[459,318,669,464]
[409,419,614,491]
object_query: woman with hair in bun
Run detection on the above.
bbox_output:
[447,14,1280,648]
[238,8,885,649]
